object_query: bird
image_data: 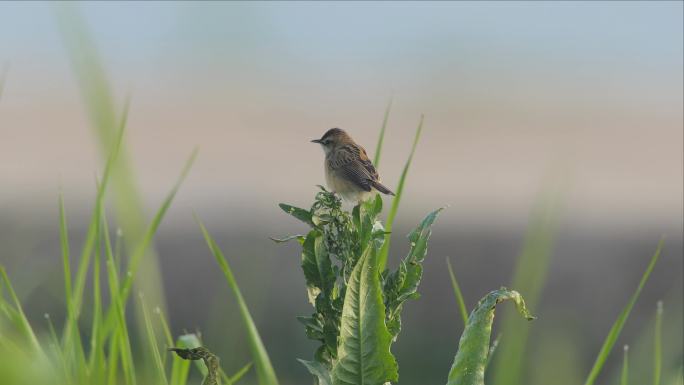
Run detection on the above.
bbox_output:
[311,128,394,203]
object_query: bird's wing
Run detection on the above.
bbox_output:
[328,144,379,192]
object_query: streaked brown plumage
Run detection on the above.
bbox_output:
[312,128,394,203]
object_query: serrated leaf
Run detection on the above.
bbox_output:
[384,208,442,339]
[299,359,333,385]
[279,203,314,227]
[269,234,305,244]
[332,245,398,385]
[446,288,535,385]
[301,231,335,306]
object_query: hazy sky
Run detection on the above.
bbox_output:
[0,1,682,231]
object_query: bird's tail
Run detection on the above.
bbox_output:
[372,181,395,196]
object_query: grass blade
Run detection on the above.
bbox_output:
[117,148,197,306]
[56,3,170,345]
[102,209,136,385]
[373,96,393,168]
[224,362,254,385]
[446,257,468,327]
[378,114,424,270]
[583,239,664,385]
[87,215,105,383]
[140,294,169,385]
[102,149,197,338]
[491,192,560,385]
[654,301,663,385]
[58,192,73,318]
[622,345,629,385]
[0,267,43,355]
[197,217,280,385]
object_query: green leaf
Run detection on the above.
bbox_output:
[446,288,534,385]
[197,217,280,385]
[299,359,333,385]
[301,230,336,307]
[383,208,442,338]
[269,234,306,244]
[378,115,424,270]
[583,239,663,385]
[332,245,398,385]
[279,203,314,227]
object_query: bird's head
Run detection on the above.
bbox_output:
[311,128,353,154]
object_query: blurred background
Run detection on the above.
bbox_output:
[0,2,682,384]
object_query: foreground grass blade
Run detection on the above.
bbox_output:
[140,295,168,385]
[102,149,197,338]
[63,117,125,375]
[584,239,664,385]
[332,245,398,385]
[378,114,424,270]
[56,3,170,342]
[373,96,393,168]
[58,192,73,323]
[447,257,468,327]
[491,192,559,385]
[102,210,136,385]
[197,218,280,385]
[654,301,663,385]
[0,267,43,356]
[446,288,534,385]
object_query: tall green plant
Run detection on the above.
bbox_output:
[278,189,441,384]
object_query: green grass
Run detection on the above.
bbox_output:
[378,114,424,270]
[621,345,629,385]
[654,301,663,385]
[197,217,279,385]
[584,239,664,385]
[446,257,469,327]
[491,191,560,385]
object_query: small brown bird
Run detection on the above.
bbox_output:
[312,128,394,203]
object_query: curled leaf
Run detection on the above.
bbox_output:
[169,347,220,385]
[446,288,535,385]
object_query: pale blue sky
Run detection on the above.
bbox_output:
[0,1,682,230]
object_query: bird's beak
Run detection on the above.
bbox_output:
[311,139,322,144]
